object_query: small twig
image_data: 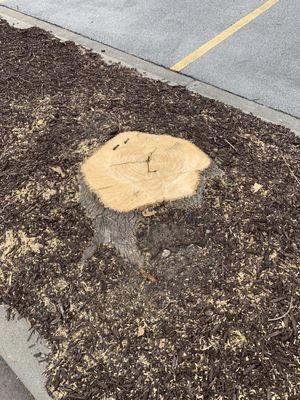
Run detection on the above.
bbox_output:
[139,267,156,282]
[268,297,294,321]
[172,355,178,369]
[281,155,300,185]
[171,239,204,248]
[224,138,237,151]
[56,301,65,318]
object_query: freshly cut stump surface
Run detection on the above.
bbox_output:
[80,131,215,266]
[81,131,211,212]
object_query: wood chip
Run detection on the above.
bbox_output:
[137,326,145,337]
[252,183,263,193]
[142,208,157,217]
[139,267,157,282]
[50,166,65,178]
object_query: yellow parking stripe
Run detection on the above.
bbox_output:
[171,0,280,72]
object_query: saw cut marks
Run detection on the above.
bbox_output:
[81,131,211,212]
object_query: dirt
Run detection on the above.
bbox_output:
[0,20,299,400]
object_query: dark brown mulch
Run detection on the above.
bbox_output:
[0,19,299,400]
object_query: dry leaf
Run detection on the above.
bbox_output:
[51,166,66,178]
[137,326,145,337]
[142,208,156,217]
[252,183,263,193]
[159,339,166,349]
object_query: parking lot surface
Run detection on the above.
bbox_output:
[4,0,299,117]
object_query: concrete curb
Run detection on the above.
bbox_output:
[0,356,34,400]
[0,5,299,136]
[0,305,51,400]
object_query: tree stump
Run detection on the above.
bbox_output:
[79,131,218,271]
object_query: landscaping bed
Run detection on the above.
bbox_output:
[0,20,299,400]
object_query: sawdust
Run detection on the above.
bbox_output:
[10,180,39,203]
[42,187,57,200]
[0,230,16,261]
[76,139,100,156]
[18,230,42,254]
[227,329,247,348]
[0,229,42,260]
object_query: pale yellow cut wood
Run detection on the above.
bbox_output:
[81,131,211,212]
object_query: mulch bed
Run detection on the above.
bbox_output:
[0,19,299,400]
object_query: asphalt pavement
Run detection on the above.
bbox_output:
[3,0,300,117]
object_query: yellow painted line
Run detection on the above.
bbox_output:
[171,0,280,71]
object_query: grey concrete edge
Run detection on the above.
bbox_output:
[1,5,299,136]
[0,305,52,400]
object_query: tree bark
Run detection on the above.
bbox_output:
[79,164,220,267]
